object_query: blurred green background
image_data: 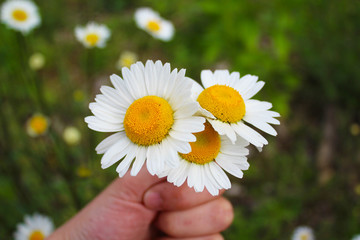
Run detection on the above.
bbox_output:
[1,0,359,239]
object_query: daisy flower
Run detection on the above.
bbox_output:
[85,60,205,176]
[14,213,54,240]
[116,51,138,70]
[159,121,250,196]
[134,7,174,41]
[192,70,280,148]
[29,52,45,70]
[26,113,49,137]
[75,22,111,48]
[352,235,360,240]
[291,226,315,240]
[1,0,41,34]
[63,126,81,145]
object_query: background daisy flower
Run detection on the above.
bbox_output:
[134,7,174,41]
[14,213,54,240]
[159,121,250,196]
[75,22,111,48]
[116,51,138,70]
[192,70,280,148]
[62,126,81,145]
[29,52,45,70]
[352,235,360,240]
[1,0,41,34]
[291,226,315,240]
[26,113,49,137]
[85,60,205,176]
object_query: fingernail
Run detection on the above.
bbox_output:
[144,191,163,210]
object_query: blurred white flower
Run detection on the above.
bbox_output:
[1,0,40,34]
[116,51,138,70]
[134,7,174,41]
[14,213,54,240]
[291,226,315,240]
[75,22,111,48]
[192,70,280,149]
[63,126,81,145]
[29,52,45,70]
[352,235,360,240]
[26,113,49,137]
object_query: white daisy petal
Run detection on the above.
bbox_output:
[245,99,273,112]
[208,119,237,143]
[169,130,196,142]
[234,74,258,96]
[116,144,137,177]
[173,101,199,119]
[232,122,268,147]
[213,70,230,86]
[172,117,205,133]
[216,154,244,178]
[101,137,131,169]
[85,116,124,132]
[242,115,277,136]
[201,70,216,88]
[241,81,265,100]
[209,162,231,189]
[95,132,124,154]
[166,137,192,154]
[190,78,204,100]
[89,104,124,124]
[131,146,147,176]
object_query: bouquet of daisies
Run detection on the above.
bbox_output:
[85,60,280,196]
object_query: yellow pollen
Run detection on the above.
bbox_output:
[197,85,246,123]
[180,121,221,165]
[29,115,48,135]
[12,9,28,21]
[85,33,99,46]
[29,230,45,240]
[147,20,161,32]
[124,96,174,146]
[300,234,309,240]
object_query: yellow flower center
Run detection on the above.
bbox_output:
[300,234,309,240]
[197,85,246,123]
[147,20,161,32]
[124,96,174,146]
[85,33,99,46]
[12,9,28,22]
[29,115,48,134]
[180,121,221,164]
[29,230,44,240]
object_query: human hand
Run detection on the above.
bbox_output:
[48,167,234,240]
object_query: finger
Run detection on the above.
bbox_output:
[48,166,164,240]
[158,233,224,240]
[108,165,166,203]
[144,181,224,211]
[155,197,233,238]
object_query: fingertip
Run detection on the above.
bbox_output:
[144,181,223,211]
[143,190,163,210]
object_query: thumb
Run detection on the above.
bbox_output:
[48,167,165,240]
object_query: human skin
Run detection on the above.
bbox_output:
[48,167,234,240]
